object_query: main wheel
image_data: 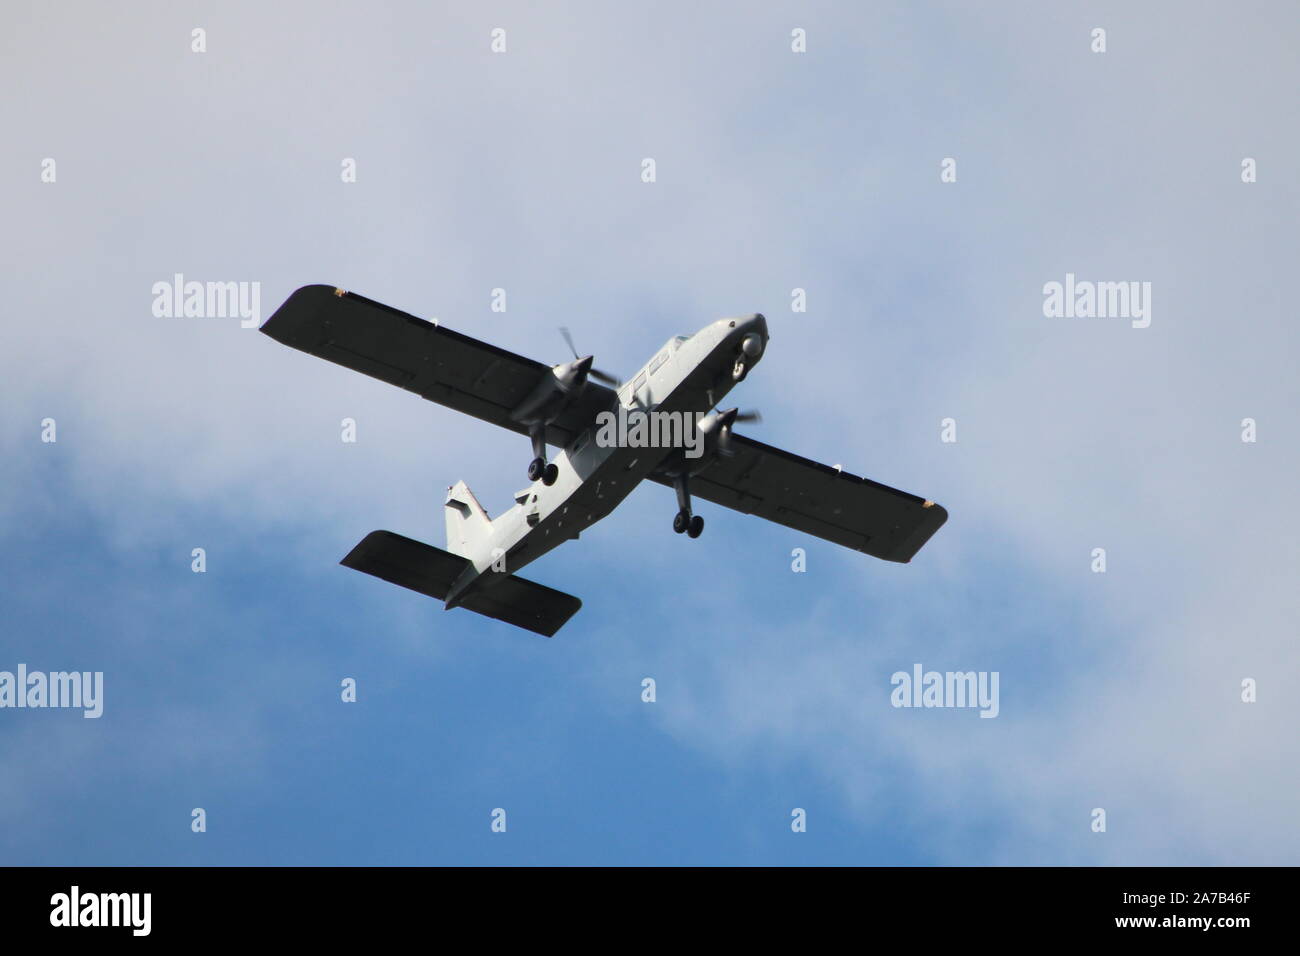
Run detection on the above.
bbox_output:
[543,463,559,486]
[687,514,704,538]
[527,457,545,482]
[672,511,689,534]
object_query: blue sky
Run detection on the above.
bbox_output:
[2,1,1298,865]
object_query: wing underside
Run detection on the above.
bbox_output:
[260,284,615,446]
[652,434,948,563]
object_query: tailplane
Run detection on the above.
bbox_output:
[340,530,581,637]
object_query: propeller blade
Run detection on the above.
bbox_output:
[719,409,758,457]
[558,326,579,361]
[560,327,621,385]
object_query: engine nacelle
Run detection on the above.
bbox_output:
[655,407,739,479]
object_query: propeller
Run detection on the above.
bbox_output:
[559,327,620,386]
[715,407,761,457]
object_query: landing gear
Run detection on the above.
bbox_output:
[731,356,748,382]
[671,475,705,538]
[526,426,557,485]
[528,458,559,485]
[672,509,704,537]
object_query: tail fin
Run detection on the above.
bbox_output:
[341,530,582,637]
[444,480,493,558]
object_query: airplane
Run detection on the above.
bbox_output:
[261,285,948,637]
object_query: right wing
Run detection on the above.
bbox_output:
[260,285,615,447]
[652,433,948,563]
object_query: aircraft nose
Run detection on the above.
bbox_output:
[740,314,767,358]
[723,313,768,337]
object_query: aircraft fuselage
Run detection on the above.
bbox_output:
[444,313,768,606]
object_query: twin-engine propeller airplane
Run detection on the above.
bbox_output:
[261,285,948,637]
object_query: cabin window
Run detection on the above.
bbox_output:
[649,352,668,375]
[633,371,647,393]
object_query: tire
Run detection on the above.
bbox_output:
[672,511,688,534]
[687,515,704,538]
[527,458,545,482]
[543,463,559,486]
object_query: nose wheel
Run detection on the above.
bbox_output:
[671,476,705,538]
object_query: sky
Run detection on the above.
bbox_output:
[2,0,1297,865]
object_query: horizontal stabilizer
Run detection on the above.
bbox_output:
[341,530,467,601]
[340,531,581,637]
[458,574,583,639]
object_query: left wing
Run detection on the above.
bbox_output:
[651,434,948,563]
[260,285,616,447]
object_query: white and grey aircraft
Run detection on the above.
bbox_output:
[262,285,948,636]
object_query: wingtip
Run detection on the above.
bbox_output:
[261,284,345,339]
[921,500,950,524]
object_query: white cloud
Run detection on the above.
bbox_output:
[3,0,1297,862]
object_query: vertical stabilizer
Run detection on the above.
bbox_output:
[444,481,493,558]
